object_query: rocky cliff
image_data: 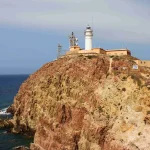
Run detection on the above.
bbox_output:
[10,55,150,150]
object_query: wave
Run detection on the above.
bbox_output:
[0,107,11,115]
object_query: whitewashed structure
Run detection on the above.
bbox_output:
[84,25,93,50]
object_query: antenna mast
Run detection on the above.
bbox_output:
[69,32,78,48]
[92,17,94,33]
[92,16,95,48]
[57,43,62,59]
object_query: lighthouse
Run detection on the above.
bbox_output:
[84,25,93,50]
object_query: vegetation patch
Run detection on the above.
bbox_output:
[122,88,126,92]
[85,55,97,59]
[122,76,127,81]
[147,111,150,115]
[113,56,120,61]
[131,74,142,87]
[98,106,103,113]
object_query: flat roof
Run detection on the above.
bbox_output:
[106,49,131,52]
[92,48,105,50]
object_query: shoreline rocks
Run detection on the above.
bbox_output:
[0,119,13,129]
[7,105,15,115]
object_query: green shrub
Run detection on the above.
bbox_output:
[106,73,110,78]
[85,55,98,59]
[122,88,126,92]
[122,76,127,81]
[138,132,142,136]
[110,55,114,58]
[113,56,120,61]
[131,74,142,87]
[98,106,103,112]
[78,54,83,57]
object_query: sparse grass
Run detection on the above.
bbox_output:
[122,88,126,92]
[106,114,110,119]
[131,74,142,88]
[113,70,118,76]
[122,76,127,81]
[79,99,84,103]
[120,106,122,110]
[113,56,120,61]
[106,73,110,78]
[145,80,150,86]
[147,111,150,115]
[110,55,114,58]
[138,132,142,136]
[86,55,97,59]
[78,54,83,57]
[98,106,103,112]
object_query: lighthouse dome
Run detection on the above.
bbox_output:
[86,25,91,30]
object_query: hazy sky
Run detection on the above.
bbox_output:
[0,0,150,74]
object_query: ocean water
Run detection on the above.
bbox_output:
[0,75,33,150]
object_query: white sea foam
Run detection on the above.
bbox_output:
[0,107,11,115]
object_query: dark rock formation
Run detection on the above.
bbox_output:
[0,119,13,128]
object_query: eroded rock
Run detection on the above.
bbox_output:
[10,55,150,150]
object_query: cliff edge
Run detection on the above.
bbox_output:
[10,55,150,150]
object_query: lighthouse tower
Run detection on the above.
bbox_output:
[84,25,93,50]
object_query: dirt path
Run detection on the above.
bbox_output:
[109,58,112,73]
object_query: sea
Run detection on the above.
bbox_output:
[0,75,33,150]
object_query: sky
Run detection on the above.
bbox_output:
[0,0,150,74]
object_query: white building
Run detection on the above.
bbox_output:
[84,25,93,50]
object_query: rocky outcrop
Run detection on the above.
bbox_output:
[0,119,13,128]
[11,55,150,150]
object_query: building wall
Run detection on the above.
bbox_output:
[67,47,150,68]
[70,46,81,51]
[78,49,97,54]
[134,60,150,67]
[92,48,106,54]
[77,48,106,54]
[68,48,132,57]
[69,47,131,56]
[106,50,130,56]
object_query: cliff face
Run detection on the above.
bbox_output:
[11,55,150,150]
